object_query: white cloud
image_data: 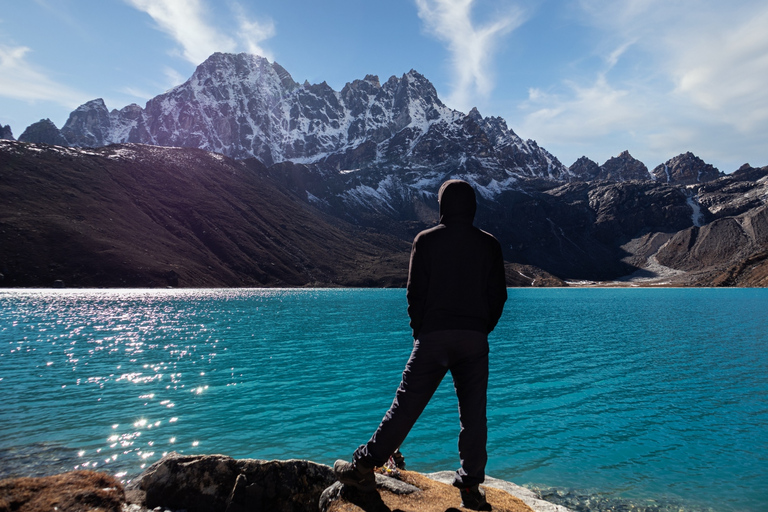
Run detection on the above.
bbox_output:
[0,45,84,107]
[523,75,640,138]
[668,5,768,130]
[518,0,768,171]
[231,2,275,61]
[126,0,236,64]
[415,0,524,111]
[125,0,274,65]
[163,67,187,89]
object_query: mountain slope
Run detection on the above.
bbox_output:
[2,141,767,287]
[0,140,411,288]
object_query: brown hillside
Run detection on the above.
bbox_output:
[0,141,410,288]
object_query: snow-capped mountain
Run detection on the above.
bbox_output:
[16,52,731,229]
[54,53,566,184]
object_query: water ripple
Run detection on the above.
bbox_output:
[1,288,766,512]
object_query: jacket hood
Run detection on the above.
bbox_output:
[438,179,477,224]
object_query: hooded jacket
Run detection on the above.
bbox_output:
[406,180,507,338]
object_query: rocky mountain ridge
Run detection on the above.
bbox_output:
[18,53,564,179]
[2,139,767,287]
[8,52,723,190]
[5,52,734,232]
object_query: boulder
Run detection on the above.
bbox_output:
[126,452,336,512]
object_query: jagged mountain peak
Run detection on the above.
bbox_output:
[651,152,722,185]
[36,52,568,188]
[599,150,651,181]
[0,124,14,141]
[192,52,297,89]
[569,156,601,181]
[19,118,69,146]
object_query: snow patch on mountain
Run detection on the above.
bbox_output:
[57,53,565,187]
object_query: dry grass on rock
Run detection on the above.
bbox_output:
[327,470,533,512]
[0,470,124,512]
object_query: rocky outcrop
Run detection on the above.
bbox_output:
[0,455,551,512]
[18,119,69,146]
[0,470,124,512]
[60,99,117,148]
[125,453,335,512]
[598,150,651,181]
[651,152,722,185]
[694,164,768,219]
[128,453,539,512]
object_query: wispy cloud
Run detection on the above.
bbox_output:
[668,4,768,130]
[414,0,525,111]
[125,0,274,64]
[0,45,84,106]
[163,66,187,88]
[231,2,275,60]
[519,0,768,170]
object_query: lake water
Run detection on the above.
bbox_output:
[1,288,766,512]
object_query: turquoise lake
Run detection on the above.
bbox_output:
[1,288,766,511]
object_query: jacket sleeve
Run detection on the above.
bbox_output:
[406,237,428,339]
[486,239,508,333]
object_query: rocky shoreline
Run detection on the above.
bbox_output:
[0,452,724,512]
[0,452,566,512]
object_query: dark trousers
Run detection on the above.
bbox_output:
[353,329,489,487]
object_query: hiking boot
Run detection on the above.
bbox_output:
[333,459,376,492]
[460,485,492,510]
[391,448,406,469]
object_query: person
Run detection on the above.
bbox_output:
[334,179,508,511]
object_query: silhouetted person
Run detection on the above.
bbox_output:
[334,179,507,510]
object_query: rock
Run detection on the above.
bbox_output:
[60,99,113,148]
[0,456,560,512]
[126,452,336,512]
[656,204,768,274]
[0,470,124,512]
[695,165,768,219]
[320,470,535,512]
[429,472,572,512]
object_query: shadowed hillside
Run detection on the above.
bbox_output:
[3,140,767,288]
[0,141,412,288]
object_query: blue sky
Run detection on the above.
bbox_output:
[1,0,767,173]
